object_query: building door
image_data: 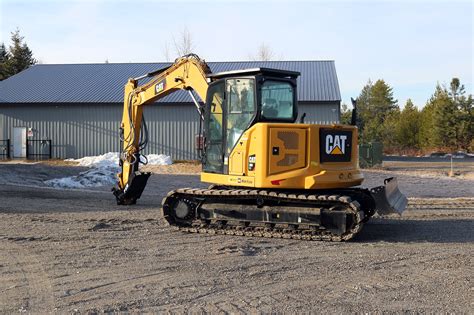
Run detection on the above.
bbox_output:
[13,127,27,158]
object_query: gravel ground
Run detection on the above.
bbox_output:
[0,162,473,313]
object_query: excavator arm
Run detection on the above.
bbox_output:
[113,54,211,205]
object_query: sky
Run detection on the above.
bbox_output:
[0,0,472,108]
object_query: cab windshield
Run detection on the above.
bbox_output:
[260,80,295,120]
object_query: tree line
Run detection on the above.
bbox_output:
[341,78,473,153]
[0,29,37,81]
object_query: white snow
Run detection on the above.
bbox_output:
[66,152,119,168]
[45,166,119,189]
[45,152,172,189]
[141,154,173,166]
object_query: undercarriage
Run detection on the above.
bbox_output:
[162,186,380,242]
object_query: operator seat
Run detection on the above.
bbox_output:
[262,98,278,118]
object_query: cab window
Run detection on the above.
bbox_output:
[204,81,225,173]
[260,80,295,120]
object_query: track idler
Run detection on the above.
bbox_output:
[370,177,407,215]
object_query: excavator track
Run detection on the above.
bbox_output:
[161,187,376,242]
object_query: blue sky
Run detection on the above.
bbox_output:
[1,0,472,108]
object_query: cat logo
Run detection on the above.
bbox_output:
[320,129,352,163]
[155,80,166,95]
[325,134,347,155]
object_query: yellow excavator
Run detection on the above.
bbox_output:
[112,54,407,241]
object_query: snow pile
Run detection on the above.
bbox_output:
[45,152,172,189]
[142,154,173,166]
[66,152,173,168]
[45,166,119,189]
[66,152,119,168]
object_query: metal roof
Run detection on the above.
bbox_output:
[0,61,341,104]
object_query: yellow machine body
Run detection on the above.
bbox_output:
[201,123,363,189]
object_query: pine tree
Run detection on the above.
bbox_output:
[419,101,435,150]
[0,42,10,80]
[430,84,458,150]
[340,103,352,125]
[355,79,373,134]
[458,94,474,151]
[0,43,8,63]
[448,78,473,151]
[380,109,401,150]
[2,29,37,79]
[356,79,398,144]
[396,99,421,149]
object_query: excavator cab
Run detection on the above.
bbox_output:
[202,68,299,174]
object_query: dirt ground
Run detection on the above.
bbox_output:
[0,161,473,313]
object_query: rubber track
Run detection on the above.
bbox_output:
[162,188,365,242]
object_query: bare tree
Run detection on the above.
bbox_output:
[250,43,274,61]
[162,41,171,62]
[172,27,195,56]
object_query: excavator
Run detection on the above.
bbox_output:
[112,54,407,241]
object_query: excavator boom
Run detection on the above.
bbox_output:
[113,54,211,205]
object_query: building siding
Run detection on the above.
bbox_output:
[300,102,340,125]
[0,102,339,160]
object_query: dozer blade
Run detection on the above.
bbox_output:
[370,177,407,215]
[112,172,151,205]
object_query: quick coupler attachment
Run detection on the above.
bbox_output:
[370,177,408,215]
[112,172,151,205]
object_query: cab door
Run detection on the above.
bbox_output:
[203,81,225,173]
[203,78,256,174]
[225,78,256,174]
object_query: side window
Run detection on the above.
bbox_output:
[226,79,255,154]
[261,80,295,120]
[208,84,224,141]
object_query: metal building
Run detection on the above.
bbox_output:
[0,61,341,160]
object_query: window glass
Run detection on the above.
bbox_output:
[261,80,294,120]
[226,78,255,154]
[204,82,225,173]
